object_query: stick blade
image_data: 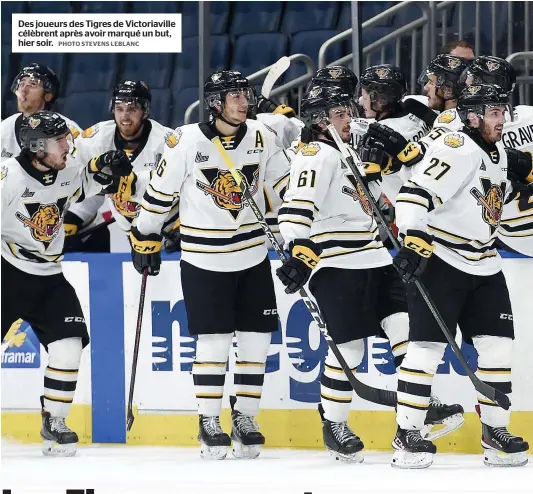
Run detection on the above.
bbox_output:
[126,409,135,432]
[261,56,291,98]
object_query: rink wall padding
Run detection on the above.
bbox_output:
[2,251,533,453]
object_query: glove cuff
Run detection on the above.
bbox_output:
[404,229,434,258]
[130,227,162,254]
[397,142,422,164]
[290,239,322,269]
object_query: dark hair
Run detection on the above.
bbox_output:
[440,39,475,55]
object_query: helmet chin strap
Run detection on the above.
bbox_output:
[217,112,242,128]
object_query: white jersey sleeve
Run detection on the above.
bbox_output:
[256,113,304,149]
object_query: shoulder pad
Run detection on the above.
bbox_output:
[443,133,464,148]
[164,129,182,148]
[82,124,99,138]
[437,109,457,124]
[300,142,321,156]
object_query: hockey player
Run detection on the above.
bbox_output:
[64,80,178,249]
[1,111,132,456]
[391,84,529,469]
[130,70,289,460]
[276,84,462,462]
[1,63,81,161]
[356,64,437,205]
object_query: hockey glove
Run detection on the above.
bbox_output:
[506,148,533,184]
[300,126,313,145]
[63,211,84,237]
[272,104,296,118]
[163,228,181,253]
[366,122,423,169]
[130,226,162,276]
[104,172,137,197]
[358,143,392,182]
[393,230,435,283]
[256,96,278,114]
[89,150,132,186]
[276,239,322,294]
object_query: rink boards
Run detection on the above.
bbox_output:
[2,251,533,452]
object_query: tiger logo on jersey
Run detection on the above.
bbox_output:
[15,197,68,246]
[470,178,507,233]
[196,164,259,220]
[110,193,140,218]
[342,174,373,216]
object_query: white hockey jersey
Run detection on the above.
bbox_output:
[279,140,391,272]
[1,152,103,276]
[498,105,533,256]
[256,113,304,149]
[70,119,175,233]
[1,112,82,162]
[135,119,289,272]
[396,130,512,275]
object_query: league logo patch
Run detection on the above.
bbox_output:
[470,177,506,233]
[342,174,373,216]
[82,125,99,138]
[444,134,464,148]
[16,197,68,247]
[196,164,259,220]
[1,319,40,369]
[1,164,8,180]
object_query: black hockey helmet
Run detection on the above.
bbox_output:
[456,84,511,124]
[11,63,60,103]
[19,110,70,153]
[109,80,151,115]
[309,66,359,96]
[204,70,256,118]
[457,56,516,95]
[358,64,407,111]
[301,84,353,129]
[418,54,469,99]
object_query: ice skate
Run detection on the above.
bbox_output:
[421,394,465,441]
[40,396,78,457]
[318,404,364,463]
[198,415,231,460]
[391,426,436,469]
[481,422,529,467]
[230,398,265,459]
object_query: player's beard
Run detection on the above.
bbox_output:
[479,120,503,143]
[117,120,143,140]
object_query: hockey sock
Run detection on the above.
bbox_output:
[381,312,409,368]
[44,337,82,417]
[233,331,271,416]
[320,339,364,423]
[473,336,512,427]
[396,341,446,430]
[193,333,232,416]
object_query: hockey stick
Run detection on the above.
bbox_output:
[212,136,396,408]
[261,56,290,99]
[326,123,510,410]
[126,267,149,432]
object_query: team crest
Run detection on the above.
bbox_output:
[342,174,373,216]
[28,117,40,129]
[375,67,390,79]
[110,194,140,218]
[486,61,500,72]
[444,134,464,148]
[15,197,68,247]
[470,178,506,234]
[328,68,342,78]
[467,85,481,95]
[1,164,7,180]
[211,73,222,83]
[301,143,320,156]
[438,109,456,124]
[196,164,259,220]
[308,87,322,99]
[165,130,180,148]
[448,58,461,70]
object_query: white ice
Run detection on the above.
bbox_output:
[1,442,532,494]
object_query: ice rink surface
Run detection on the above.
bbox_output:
[2,442,532,494]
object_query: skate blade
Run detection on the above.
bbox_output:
[232,441,261,459]
[391,450,433,469]
[200,443,228,460]
[327,449,364,464]
[42,440,77,457]
[422,413,465,441]
[483,447,529,467]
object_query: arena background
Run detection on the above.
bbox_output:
[1,1,533,454]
